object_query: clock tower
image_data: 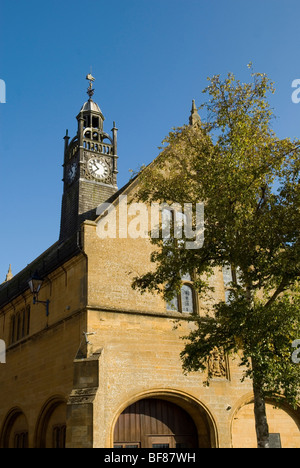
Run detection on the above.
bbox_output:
[59,75,118,241]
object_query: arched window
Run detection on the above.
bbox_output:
[25,306,30,336]
[16,313,22,341]
[10,306,30,344]
[10,315,16,344]
[166,283,195,314]
[222,264,243,304]
[92,116,99,129]
[181,285,194,314]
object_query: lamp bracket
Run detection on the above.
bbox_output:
[33,297,50,317]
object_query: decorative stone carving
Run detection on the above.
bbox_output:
[208,347,228,379]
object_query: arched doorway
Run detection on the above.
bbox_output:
[114,398,209,448]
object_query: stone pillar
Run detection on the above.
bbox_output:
[66,351,101,448]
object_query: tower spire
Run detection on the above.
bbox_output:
[59,74,118,242]
[189,99,201,126]
[4,264,13,282]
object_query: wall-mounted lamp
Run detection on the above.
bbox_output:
[28,271,50,317]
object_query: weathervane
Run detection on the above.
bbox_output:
[86,72,95,99]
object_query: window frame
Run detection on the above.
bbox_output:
[113,442,141,449]
[10,305,31,345]
[52,424,66,449]
[14,431,28,449]
[180,283,195,314]
[166,280,197,315]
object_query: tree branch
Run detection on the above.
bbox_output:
[264,278,290,308]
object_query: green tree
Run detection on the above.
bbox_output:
[132,67,300,448]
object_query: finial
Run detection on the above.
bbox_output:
[189,99,201,126]
[5,264,13,282]
[86,73,95,99]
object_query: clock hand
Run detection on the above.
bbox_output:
[89,161,98,174]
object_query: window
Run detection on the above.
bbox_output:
[166,295,179,312]
[161,206,185,244]
[10,306,30,345]
[14,432,28,449]
[84,115,91,128]
[181,272,191,282]
[10,315,15,344]
[166,283,195,314]
[222,264,243,304]
[16,313,22,341]
[92,116,99,129]
[160,207,197,314]
[114,443,140,449]
[52,425,66,449]
[181,285,194,313]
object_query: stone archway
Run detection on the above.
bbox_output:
[34,396,67,448]
[232,400,300,448]
[0,407,29,448]
[113,395,214,448]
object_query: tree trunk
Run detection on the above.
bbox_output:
[252,365,270,448]
[246,285,270,449]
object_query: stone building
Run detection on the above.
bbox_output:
[0,77,299,448]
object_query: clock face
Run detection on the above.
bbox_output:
[88,158,109,180]
[67,162,77,184]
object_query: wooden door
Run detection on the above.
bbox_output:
[114,398,199,449]
[147,435,173,449]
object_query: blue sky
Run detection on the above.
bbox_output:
[0,0,300,280]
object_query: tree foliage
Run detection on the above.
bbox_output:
[132,67,300,446]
